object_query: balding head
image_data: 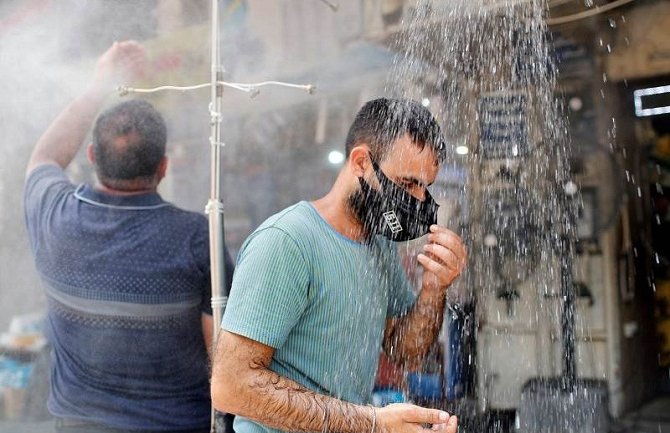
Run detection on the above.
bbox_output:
[92,99,167,189]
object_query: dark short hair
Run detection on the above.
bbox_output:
[344,98,446,164]
[92,99,167,181]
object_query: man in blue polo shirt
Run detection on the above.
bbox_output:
[23,41,233,433]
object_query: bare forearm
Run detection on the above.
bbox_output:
[27,87,107,174]
[201,314,213,360]
[239,365,372,433]
[389,224,466,365]
[212,333,374,433]
[384,286,446,367]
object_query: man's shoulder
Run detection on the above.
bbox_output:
[24,164,72,195]
[254,202,320,239]
[23,164,73,222]
[243,202,319,250]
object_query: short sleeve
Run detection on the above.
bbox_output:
[23,164,73,250]
[221,227,310,349]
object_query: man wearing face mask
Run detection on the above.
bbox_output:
[211,98,466,433]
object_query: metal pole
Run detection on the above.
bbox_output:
[207,1,226,431]
[207,0,227,351]
[207,0,227,342]
[560,184,577,390]
[560,233,576,388]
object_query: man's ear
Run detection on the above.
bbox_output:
[156,156,168,183]
[347,145,371,178]
[86,143,96,165]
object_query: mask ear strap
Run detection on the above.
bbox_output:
[366,153,385,185]
[367,152,379,171]
[368,153,385,178]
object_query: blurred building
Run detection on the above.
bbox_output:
[0,0,669,430]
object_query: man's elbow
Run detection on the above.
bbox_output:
[25,157,59,177]
[212,330,273,416]
[211,365,242,415]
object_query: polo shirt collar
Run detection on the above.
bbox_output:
[74,184,170,210]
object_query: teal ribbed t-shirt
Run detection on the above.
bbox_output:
[222,201,416,433]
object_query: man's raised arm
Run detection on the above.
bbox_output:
[27,41,145,174]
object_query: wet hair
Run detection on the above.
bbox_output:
[92,99,167,183]
[344,97,446,164]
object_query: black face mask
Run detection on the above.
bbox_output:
[349,161,439,242]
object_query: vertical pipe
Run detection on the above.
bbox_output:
[208,1,226,431]
[561,199,577,390]
[208,0,226,343]
[602,228,623,416]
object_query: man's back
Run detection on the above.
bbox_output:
[24,164,215,431]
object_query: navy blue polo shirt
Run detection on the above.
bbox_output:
[24,164,232,431]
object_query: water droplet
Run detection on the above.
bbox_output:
[609,18,617,28]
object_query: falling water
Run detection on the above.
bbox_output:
[386,1,586,431]
[2,1,666,431]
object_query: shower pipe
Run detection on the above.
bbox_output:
[207,1,225,381]
[363,0,636,40]
[113,2,325,430]
[203,8,315,358]
[546,0,637,25]
[118,81,315,97]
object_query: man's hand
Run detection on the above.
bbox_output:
[90,40,146,95]
[417,225,467,292]
[382,226,466,367]
[376,403,458,432]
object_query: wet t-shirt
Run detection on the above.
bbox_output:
[24,164,233,431]
[222,201,416,433]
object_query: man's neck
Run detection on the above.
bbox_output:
[311,191,367,242]
[94,181,157,196]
